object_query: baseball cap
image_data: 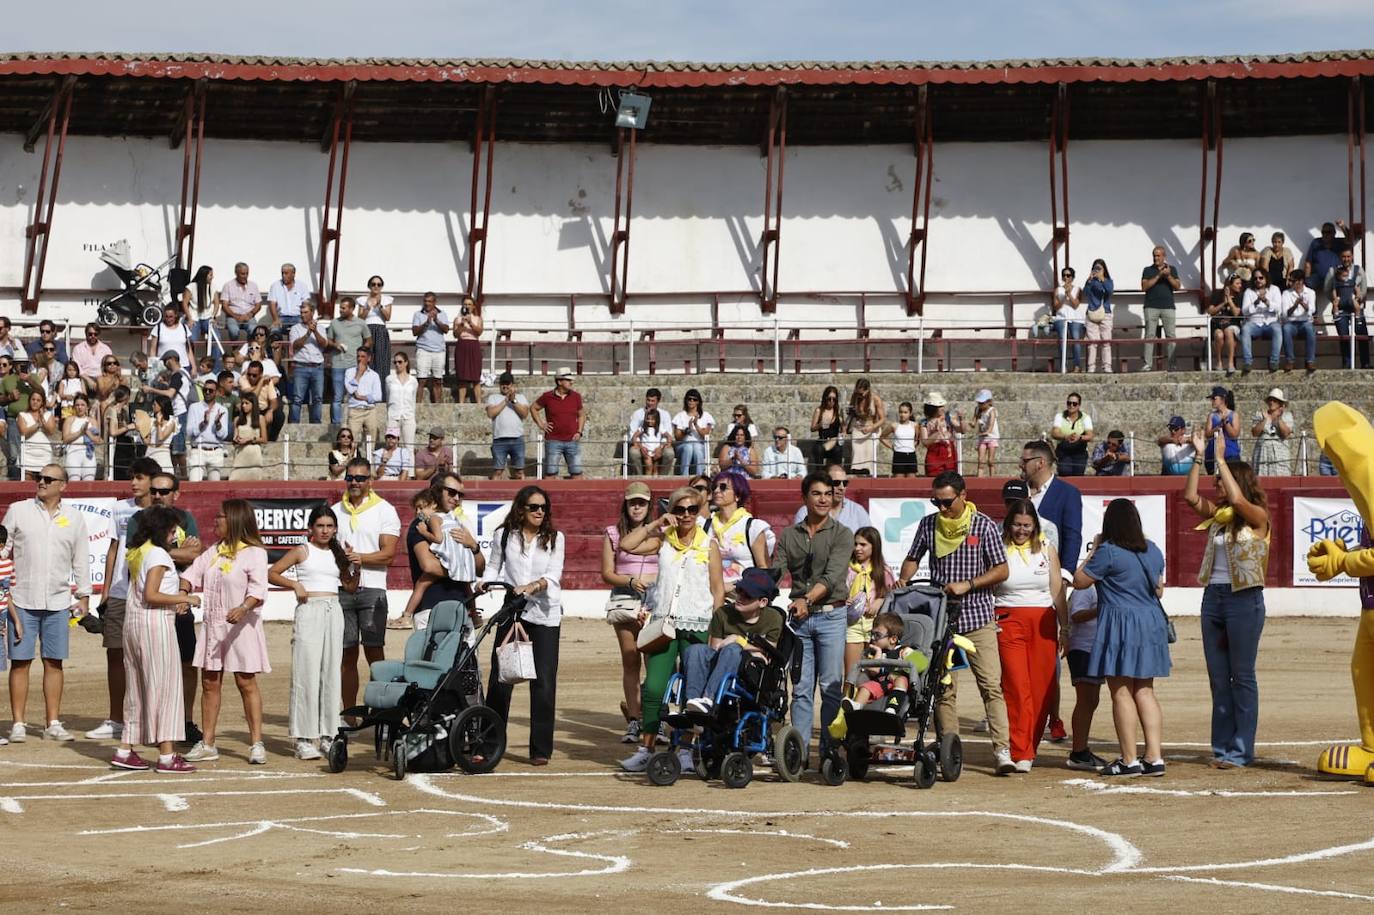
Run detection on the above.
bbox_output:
[498,370,515,385]
[736,567,779,601]
[428,427,445,439]
[624,481,651,502]
[384,427,400,438]
[1001,479,1030,502]
[1208,385,1229,399]
[1167,415,1186,430]
[555,366,574,380]
[975,389,993,404]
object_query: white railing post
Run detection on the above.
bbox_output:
[1127,431,1135,476]
[104,435,114,481]
[535,428,544,479]
[955,432,964,475]
[773,317,781,375]
[489,321,498,375]
[628,319,635,375]
[1205,317,1214,373]
[1059,320,1068,374]
[282,431,291,481]
[917,313,925,374]
[622,432,629,479]
[451,441,460,472]
[1298,430,1310,476]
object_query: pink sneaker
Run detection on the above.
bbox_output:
[155,754,196,774]
[111,750,150,771]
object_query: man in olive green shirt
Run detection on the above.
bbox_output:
[0,354,35,481]
[326,296,371,424]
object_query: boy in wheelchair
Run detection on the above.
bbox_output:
[682,568,785,716]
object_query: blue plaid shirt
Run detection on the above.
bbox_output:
[905,512,1007,633]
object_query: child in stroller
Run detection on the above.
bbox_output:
[840,612,930,716]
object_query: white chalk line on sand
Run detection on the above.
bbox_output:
[665,827,850,849]
[338,828,633,880]
[0,786,385,815]
[1062,778,1360,799]
[0,771,322,789]
[1162,875,1374,901]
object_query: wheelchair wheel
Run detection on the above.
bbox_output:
[846,740,871,781]
[392,741,407,781]
[326,735,348,773]
[646,750,681,786]
[96,304,119,327]
[450,705,506,775]
[913,749,938,789]
[140,303,163,327]
[721,751,753,789]
[772,725,805,783]
[938,733,963,782]
[819,750,848,787]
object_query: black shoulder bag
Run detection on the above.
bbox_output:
[1134,551,1177,644]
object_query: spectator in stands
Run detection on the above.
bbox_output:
[29,346,59,404]
[1051,392,1094,476]
[532,367,585,479]
[1250,388,1293,476]
[55,361,85,418]
[810,385,844,470]
[716,425,759,477]
[846,378,885,476]
[1221,232,1260,282]
[1203,385,1242,474]
[1157,416,1196,475]
[881,403,920,478]
[185,383,230,481]
[1304,219,1351,286]
[326,296,368,424]
[1281,269,1317,374]
[344,348,385,450]
[414,428,452,482]
[730,404,762,441]
[386,351,418,451]
[411,291,449,405]
[792,462,872,532]
[287,302,327,424]
[1021,439,1082,568]
[1208,273,1245,377]
[627,388,673,476]
[1083,259,1115,374]
[919,392,962,476]
[358,275,393,393]
[96,355,123,410]
[229,394,266,481]
[70,324,112,383]
[193,356,217,400]
[62,393,100,481]
[453,295,484,404]
[900,469,1013,774]
[0,315,17,358]
[763,426,806,479]
[1240,268,1282,375]
[1091,430,1132,476]
[24,319,67,364]
[630,410,668,478]
[239,356,282,443]
[106,386,138,480]
[1052,267,1086,373]
[973,390,999,477]
[137,394,176,476]
[0,355,28,481]
[1259,232,1295,291]
[219,262,261,341]
[148,304,194,371]
[372,427,412,481]
[17,389,58,480]
[267,263,310,331]
[1140,245,1181,371]
[671,388,714,477]
[1324,247,1368,370]
[773,471,854,761]
[486,371,529,480]
[181,265,219,367]
[327,427,357,481]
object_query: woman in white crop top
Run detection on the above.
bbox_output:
[993,499,1069,771]
[269,506,358,759]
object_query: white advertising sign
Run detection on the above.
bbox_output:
[1079,494,1168,569]
[868,498,932,580]
[65,497,116,593]
[1292,497,1363,587]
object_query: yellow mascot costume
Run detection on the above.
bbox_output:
[1306,401,1374,781]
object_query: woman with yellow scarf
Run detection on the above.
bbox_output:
[617,485,724,774]
[843,527,895,683]
[1184,429,1270,769]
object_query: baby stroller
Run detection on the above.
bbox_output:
[327,583,525,780]
[648,620,805,788]
[823,581,964,788]
[94,240,180,328]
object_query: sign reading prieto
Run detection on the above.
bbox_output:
[1292,497,1363,587]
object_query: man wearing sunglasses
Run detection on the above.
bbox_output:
[762,427,805,480]
[70,323,113,383]
[772,471,855,761]
[899,470,1013,774]
[23,319,67,364]
[331,457,400,711]
[791,463,871,532]
[3,464,91,744]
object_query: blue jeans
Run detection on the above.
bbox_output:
[1200,584,1266,766]
[1053,319,1086,370]
[675,440,707,476]
[1281,321,1316,365]
[544,439,582,477]
[330,366,347,424]
[790,606,846,756]
[492,437,526,473]
[224,313,258,341]
[4,415,20,480]
[1240,322,1281,368]
[290,363,324,423]
[279,314,302,331]
[683,641,747,703]
[1335,312,1371,368]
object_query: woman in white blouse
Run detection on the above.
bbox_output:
[148,304,195,369]
[359,274,393,394]
[1052,267,1086,374]
[386,351,418,450]
[478,485,565,766]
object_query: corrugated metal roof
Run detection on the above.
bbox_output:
[0,49,1372,86]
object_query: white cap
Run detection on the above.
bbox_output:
[975,389,993,404]
[925,392,947,407]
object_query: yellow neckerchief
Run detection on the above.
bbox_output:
[848,560,874,601]
[1005,538,1038,562]
[217,540,248,574]
[712,505,750,545]
[1194,505,1235,532]
[126,540,156,581]
[340,490,383,531]
[665,525,711,564]
[934,500,976,559]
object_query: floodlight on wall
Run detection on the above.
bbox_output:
[615,92,652,130]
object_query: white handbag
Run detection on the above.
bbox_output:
[496,622,538,684]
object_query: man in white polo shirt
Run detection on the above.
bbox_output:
[267,263,311,331]
[332,457,401,712]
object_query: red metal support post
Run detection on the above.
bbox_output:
[1198,80,1224,302]
[906,86,933,316]
[608,126,637,314]
[1350,76,1368,270]
[760,86,787,314]
[20,77,75,314]
[467,86,497,304]
[1048,83,1071,281]
[316,82,356,318]
[173,83,207,272]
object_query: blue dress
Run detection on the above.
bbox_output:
[1083,541,1171,679]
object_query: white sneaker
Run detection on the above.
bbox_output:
[248,742,267,765]
[0,735,8,747]
[85,719,124,740]
[183,740,220,761]
[43,721,75,742]
[676,748,695,774]
[684,697,713,716]
[994,748,1016,776]
[620,746,652,772]
[294,739,322,760]
[9,722,27,743]
[1014,758,1033,773]
[318,736,333,755]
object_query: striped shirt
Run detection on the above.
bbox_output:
[904,511,1007,633]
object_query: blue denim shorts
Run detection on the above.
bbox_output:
[491,437,526,471]
[9,607,71,661]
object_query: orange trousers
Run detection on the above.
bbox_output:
[997,605,1058,762]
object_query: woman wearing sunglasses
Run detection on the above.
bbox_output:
[600,482,659,744]
[478,485,564,766]
[705,470,772,593]
[358,275,393,392]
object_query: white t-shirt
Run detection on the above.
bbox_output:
[672,410,715,443]
[1067,586,1099,654]
[331,497,402,590]
[135,546,178,606]
[995,546,1055,607]
[487,392,530,439]
[151,321,193,366]
[361,294,393,326]
[1054,284,1085,322]
[106,496,141,601]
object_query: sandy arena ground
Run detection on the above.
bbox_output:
[1,616,1371,912]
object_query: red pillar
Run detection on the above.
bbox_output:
[20,78,75,315]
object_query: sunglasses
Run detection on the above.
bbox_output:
[444,487,464,499]
[831,479,849,488]
[150,486,175,496]
[931,496,958,508]
[42,346,56,352]
[773,434,787,440]
[691,484,709,493]
[713,482,733,492]
[344,474,370,483]
[1066,401,1080,407]
[870,630,890,641]
[368,281,383,287]
[669,505,695,516]
[525,503,548,513]
[103,362,118,368]
[733,413,744,418]
[37,474,64,485]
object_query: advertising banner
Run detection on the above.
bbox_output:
[1292,497,1363,587]
[249,498,330,564]
[65,497,116,593]
[868,498,931,580]
[1079,494,1168,568]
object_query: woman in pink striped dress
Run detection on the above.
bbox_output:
[182,500,271,765]
[112,506,199,773]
